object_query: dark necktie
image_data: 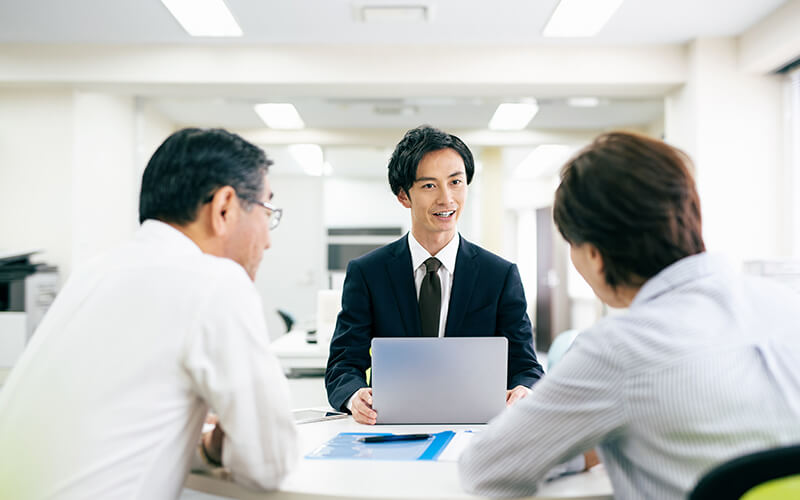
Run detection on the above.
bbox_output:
[419,257,442,337]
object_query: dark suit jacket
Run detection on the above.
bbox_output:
[325,234,544,412]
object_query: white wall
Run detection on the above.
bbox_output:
[0,88,75,277]
[72,91,138,266]
[0,44,687,98]
[0,89,176,282]
[134,99,177,199]
[789,69,800,257]
[323,177,408,229]
[255,174,326,339]
[665,38,787,265]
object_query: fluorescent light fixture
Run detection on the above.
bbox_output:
[289,144,325,176]
[254,103,305,130]
[567,97,601,108]
[160,0,242,37]
[359,5,430,23]
[512,145,573,180]
[542,0,624,38]
[488,101,539,131]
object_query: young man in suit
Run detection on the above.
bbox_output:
[325,125,544,424]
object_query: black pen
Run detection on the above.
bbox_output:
[357,433,431,443]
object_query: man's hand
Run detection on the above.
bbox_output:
[351,387,377,425]
[202,422,225,466]
[583,449,600,470]
[505,385,532,406]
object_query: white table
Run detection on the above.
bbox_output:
[271,330,329,377]
[186,417,613,500]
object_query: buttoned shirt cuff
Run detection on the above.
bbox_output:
[346,392,357,413]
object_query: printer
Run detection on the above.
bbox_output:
[0,250,58,368]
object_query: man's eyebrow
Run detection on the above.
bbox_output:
[414,171,466,182]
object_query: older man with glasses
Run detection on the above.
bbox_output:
[0,128,297,500]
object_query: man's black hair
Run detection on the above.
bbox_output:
[139,128,272,225]
[387,125,474,196]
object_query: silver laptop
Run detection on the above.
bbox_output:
[371,337,507,424]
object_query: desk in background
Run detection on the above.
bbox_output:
[271,330,328,377]
[186,417,612,500]
[273,331,329,409]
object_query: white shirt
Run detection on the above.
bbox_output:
[0,220,298,500]
[408,231,459,338]
[459,253,800,499]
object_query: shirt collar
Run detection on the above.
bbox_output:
[137,219,204,256]
[630,252,728,307]
[407,231,459,274]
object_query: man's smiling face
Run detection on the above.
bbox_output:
[397,148,467,243]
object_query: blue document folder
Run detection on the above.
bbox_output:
[305,431,455,461]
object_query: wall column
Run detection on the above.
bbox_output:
[479,146,504,255]
[665,38,787,264]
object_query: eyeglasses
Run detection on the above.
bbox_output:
[246,199,283,230]
[203,190,283,230]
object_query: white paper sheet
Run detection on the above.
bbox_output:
[436,430,480,462]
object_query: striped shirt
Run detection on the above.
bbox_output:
[459,253,800,499]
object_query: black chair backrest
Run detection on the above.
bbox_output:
[689,443,800,500]
[276,309,295,333]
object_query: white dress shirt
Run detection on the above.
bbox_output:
[459,253,800,499]
[408,231,459,338]
[0,220,298,500]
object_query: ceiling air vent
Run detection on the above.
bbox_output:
[373,104,417,116]
[355,4,433,23]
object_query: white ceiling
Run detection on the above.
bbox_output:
[0,1,787,138]
[0,0,785,45]
[151,95,665,131]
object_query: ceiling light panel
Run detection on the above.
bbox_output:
[254,103,305,130]
[488,101,539,131]
[160,0,242,37]
[542,0,625,38]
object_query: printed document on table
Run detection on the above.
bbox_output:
[306,431,454,461]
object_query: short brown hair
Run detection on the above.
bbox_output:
[553,132,705,289]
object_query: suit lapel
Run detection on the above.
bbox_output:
[445,235,479,337]
[386,234,421,337]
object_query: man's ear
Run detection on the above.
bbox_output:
[208,186,238,236]
[397,189,412,209]
[586,244,605,277]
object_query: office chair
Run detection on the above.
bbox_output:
[276,309,295,333]
[689,443,800,500]
[547,329,580,371]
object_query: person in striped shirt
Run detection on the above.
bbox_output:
[459,132,800,499]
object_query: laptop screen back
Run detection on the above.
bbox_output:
[371,337,508,424]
